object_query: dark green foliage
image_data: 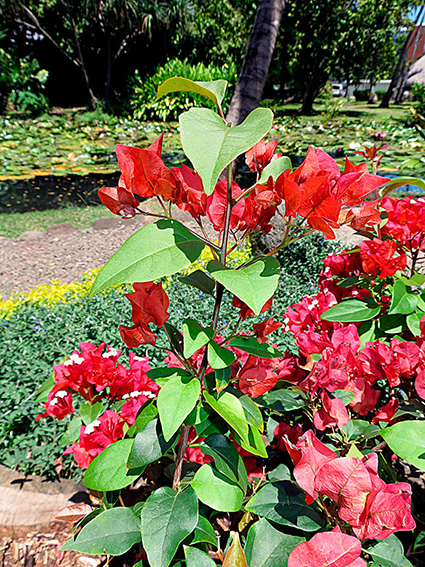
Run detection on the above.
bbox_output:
[130,59,238,121]
[0,232,339,478]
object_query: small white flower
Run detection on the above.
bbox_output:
[49,398,58,406]
[84,420,101,435]
[122,393,130,400]
[130,391,142,398]
[103,348,119,359]
[56,390,68,398]
[65,353,84,366]
[133,355,147,362]
[141,391,156,399]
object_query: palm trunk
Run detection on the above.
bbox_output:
[226,0,286,126]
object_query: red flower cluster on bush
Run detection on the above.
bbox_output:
[37,343,159,468]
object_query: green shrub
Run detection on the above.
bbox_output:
[0,233,339,479]
[353,89,369,102]
[130,58,238,121]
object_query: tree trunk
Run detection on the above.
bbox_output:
[368,83,377,104]
[380,6,425,108]
[225,0,286,126]
[301,82,321,114]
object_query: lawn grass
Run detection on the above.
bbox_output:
[0,205,115,238]
[272,101,412,121]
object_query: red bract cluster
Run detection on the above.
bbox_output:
[285,430,415,540]
[288,529,365,567]
[274,148,389,238]
[37,343,159,468]
[119,281,170,348]
[98,136,388,241]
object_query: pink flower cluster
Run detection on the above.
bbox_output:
[285,430,415,540]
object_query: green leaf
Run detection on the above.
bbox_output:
[233,425,268,458]
[35,373,54,403]
[147,366,191,387]
[79,402,103,426]
[180,107,273,195]
[388,280,419,315]
[179,270,216,297]
[83,439,141,491]
[156,77,228,110]
[268,464,291,482]
[228,336,283,358]
[367,539,413,567]
[407,312,422,337]
[358,320,376,348]
[60,417,82,445]
[245,518,304,567]
[185,547,216,567]
[183,318,214,358]
[189,515,218,547]
[207,340,237,369]
[134,401,159,432]
[380,176,425,197]
[208,257,280,315]
[396,272,425,287]
[163,322,184,356]
[61,508,141,555]
[223,533,247,567]
[246,481,325,532]
[204,391,249,443]
[321,298,381,322]
[380,421,425,470]
[90,219,205,295]
[377,314,406,335]
[238,394,264,431]
[259,389,306,412]
[191,464,244,512]
[341,419,380,441]
[346,444,364,460]
[332,390,355,406]
[201,434,248,491]
[258,156,292,184]
[216,366,232,392]
[127,418,177,469]
[141,487,199,567]
[157,375,201,441]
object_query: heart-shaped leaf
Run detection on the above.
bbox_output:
[245,518,304,567]
[388,280,419,315]
[180,107,273,195]
[156,77,228,111]
[90,219,205,295]
[179,270,216,297]
[380,421,425,470]
[128,419,177,469]
[207,339,237,369]
[228,336,283,358]
[185,547,216,567]
[183,318,214,358]
[207,257,280,315]
[380,176,425,197]
[204,391,249,442]
[157,375,201,441]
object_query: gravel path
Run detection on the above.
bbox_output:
[0,203,361,300]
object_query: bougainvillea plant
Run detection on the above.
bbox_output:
[36,77,425,567]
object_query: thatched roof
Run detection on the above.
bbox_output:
[407,55,425,86]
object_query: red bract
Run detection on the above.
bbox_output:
[232,294,274,320]
[252,317,282,343]
[332,157,389,206]
[315,457,372,525]
[372,398,399,424]
[115,141,165,199]
[345,201,381,230]
[172,164,207,218]
[120,282,170,347]
[288,531,365,567]
[245,139,281,173]
[360,238,407,279]
[36,387,74,421]
[285,430,337,503]
[353,480,415,540]
[98,186,140,218]
[313,392,349,431]
[237,355,278,397]
[380,196,425,251]
[63,410,125,469]
[207,180,251,232]
[273,422,303,452]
